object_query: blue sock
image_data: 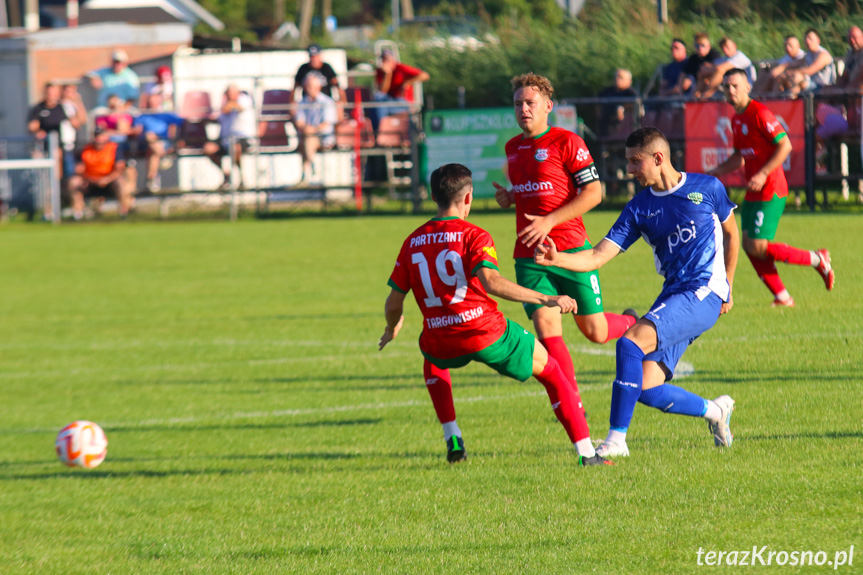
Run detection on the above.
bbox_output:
[639,384,708,417]
[609,337,645,432]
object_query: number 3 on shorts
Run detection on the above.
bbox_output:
[754,210,764,227]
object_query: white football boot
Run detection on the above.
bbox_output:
[708,395,735,447]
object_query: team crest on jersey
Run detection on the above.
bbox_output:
[534,148,549,162]
[482,246,498,260]
[687,192,703,205]
[741,124,749,135]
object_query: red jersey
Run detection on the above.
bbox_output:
[732,99,789,202]
[388,217,508,359]
[505,127,599,259]
[376,63,423,99]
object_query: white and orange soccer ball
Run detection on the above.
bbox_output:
[55,420,108,469]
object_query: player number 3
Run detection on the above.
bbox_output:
[412,250,468,307]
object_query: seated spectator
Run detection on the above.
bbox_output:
[203,84,256,190]
[95,94,135,148]
[370,48,429,130]
[140,65,174,111]
[28,83,74,182]
[659,39,688,97]
[293,44,346,106]
[131,92,184,192]
[60,83,88,181]
[86,50,140,109]
[695,37,756,99]
[837,26,863,92]
[779,29,836,96]
[752,35,806,95]
[294,73,338,186]
[597,68,638,138]
[67,126,133,219]
[677,33,720,96]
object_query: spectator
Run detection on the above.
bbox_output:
[695,37,756,99]
[294,73,338,186]
[370,48,429,130]
[67,126,132,219]
[140,65,174,111]
[678,33,720,96]
[203,84,256,190]
[597,68,638,138]
[659,39,688,97]
[293,44,345,105]
[28,83,72,181]
[59,83,88,180]
[131,92,184,192]
[752,35,806,95]
[837,26,863,92]
[87,49,141,109]
[779,29,836,96]
[95,94,134,148]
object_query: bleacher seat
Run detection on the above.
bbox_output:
[336,118,376,150]
[180,91,214,122]
[261,89,293,118]
[259,120,290,147]
[376,114,410,148]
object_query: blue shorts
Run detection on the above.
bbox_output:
[642,289,722,380]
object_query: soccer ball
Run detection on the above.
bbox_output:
[55,421,108,469]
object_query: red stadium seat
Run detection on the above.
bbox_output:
[180,91,213,122]
[259,120,290,147]
[261,89,293,119]
[336,118,376,149]
[376,113,410,148]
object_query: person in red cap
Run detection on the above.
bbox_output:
[141,65,174,111]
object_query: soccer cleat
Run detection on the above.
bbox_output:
[622,308,640,321]
[708,395,735,447]
[814,249,834,291]
[446,436,467,463]
[595,440,630,458]
[771,297,795,308]
[578,454,614,466]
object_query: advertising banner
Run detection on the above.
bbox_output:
[684,99,805,188]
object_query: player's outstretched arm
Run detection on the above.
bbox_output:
[720,213,740,315]
[475,267,576,314]
[707,151,745,177]
[379,289,406,351]
[518,180,602,249]
[492,181,515,209]
[534,236,619,272]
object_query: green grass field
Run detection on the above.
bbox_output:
[1,211,860,574]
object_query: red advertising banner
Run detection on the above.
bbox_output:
[684,99,805,188]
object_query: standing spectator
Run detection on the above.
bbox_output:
[28,83,72,181]
[678,33,720,96]
[659,39,688,97]
[708,69,834,307]
[294,74,338,186]
[370,48,429,130]
[131,92,184,192]
[597,68,638,138]
[140,65,174,111]
[779,29,836,96]
[203,84,256,190]
[67,126,132,219]
[293,44,345,104]
[695,37,756,99]
[752,35,806,95]
[837,26,863,92]
[87,50,141,109]
[59,84,88,179]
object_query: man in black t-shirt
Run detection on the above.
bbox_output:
[293,44,345,106]
[678,33,720,96]
[28,83,68,147]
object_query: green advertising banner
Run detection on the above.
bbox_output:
[423,106,578,198]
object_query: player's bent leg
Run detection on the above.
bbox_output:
[532,306,578,389]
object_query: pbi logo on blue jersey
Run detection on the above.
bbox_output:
[535,148,549,162]
[687,192,703,205]
[668,221,696,253]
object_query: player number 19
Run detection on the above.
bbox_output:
[412,250,468,307]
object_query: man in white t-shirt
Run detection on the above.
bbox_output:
[294,73,338,185]
[752,35,806,95]
[695,37,756,99]
[204,84,256,190]
[780,28,837,96]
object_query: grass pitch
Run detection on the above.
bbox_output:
[0,210,860,574]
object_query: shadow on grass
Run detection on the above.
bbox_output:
[106,418,383,434]
[683,370,857,385]
[738,430,863,442]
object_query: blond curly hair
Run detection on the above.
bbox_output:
[511,73,554,99]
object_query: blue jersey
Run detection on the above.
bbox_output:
[605,172,736,300]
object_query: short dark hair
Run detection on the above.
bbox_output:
[723,67,750,82]
[671,38,686,47]
[430,164,472,208]
[805,28,820,40]
[625,127,670,152]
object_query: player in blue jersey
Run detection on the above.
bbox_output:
[535,127,740,457]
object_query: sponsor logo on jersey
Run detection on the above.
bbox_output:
[576,148,591,162]
[482,246,498,260]
[512,180,553,193]
[741,124,749,135]
[507,154,518,162]
[535,148,549,161]
[646,209,662,219]
[667,220,697,253]
[687,192,703,205]
[518,144,532,150]
[766,121,780,133]
[740,147,756,157]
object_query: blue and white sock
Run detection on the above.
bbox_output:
[639,384,710,417]
[608,337,645,439]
